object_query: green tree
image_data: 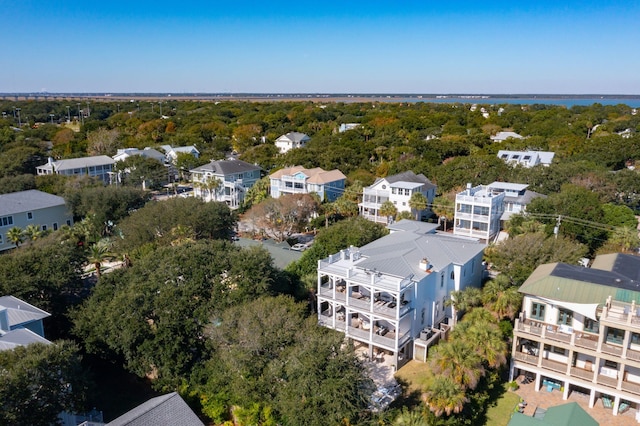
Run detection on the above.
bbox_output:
[409,192,428,220]
[73,241,283,388]
[429,340,484,390]
[115,197,236,252]
[6,226,25,248]
[87,238,115,278]
[24,224,43,242]
[453,308,508,369]
[484,233,588,285]
[432,194,455,231]
[481,276,523,320]
[241,176,271,211]
[422,375,468,417]
[379,200,398,223]
[0,341,90,426]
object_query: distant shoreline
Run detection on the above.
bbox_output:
[2,93,640,107]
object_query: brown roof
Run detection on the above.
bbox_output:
[269,166,346,184]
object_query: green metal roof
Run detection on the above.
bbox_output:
[519,262,640,305]
[508,402,598,426]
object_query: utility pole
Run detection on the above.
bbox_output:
[16,108,21,127]
[554,215,562,239]
[49,113,55,124]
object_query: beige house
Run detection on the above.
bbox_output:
[269,165,346,202]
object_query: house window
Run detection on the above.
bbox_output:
[531,302,545,321]
[391,188,396,195]
[557,309,573,326]
[631,333,640,345]
[66,220,72,226]
[402,202,406,206]
[440,274,444,288]
[41,225,47,231]
[0,216,14,227]
[552,346,565,355]
[450,271,455,280]
[604,360,618,369]
[27,212,33,220]
[584,319,599,334]
[606,327,624,345]
[442,297,446,312]
[404,189,410,196]
[53,223,58,231]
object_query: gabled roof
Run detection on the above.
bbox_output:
[0,295,51,328]
[519,256,640,305]
[191,159,261,176]
[37,156,115,172]
[491,131,524,141]
[0,190,67,216]
[107,392,204,426]
[0,328,51,351]
[276,132,310,143]
[170,145,199,154]
[269,166,346,184]
[508,402,598,426]
[356,226,485,279]
[384,171,436,189]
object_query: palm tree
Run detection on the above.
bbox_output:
[170,224,195,246]
[322,202,339,228]
[394,407,430,426]
[453,309,508,369]
[446,287,482,323]
[409,192,428,220]
[379,200,397,223]
[24,224,43,242]
[87,238,114,278]
[422,375,468,417]
[481,275,522,320]
[432,195,454,231]
[6,227,25,248]
[203,176,222,201]
[429,340,485,390]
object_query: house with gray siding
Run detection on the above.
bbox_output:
[0,295,51,350]
[0,190,73,252]
[36,156,115,183]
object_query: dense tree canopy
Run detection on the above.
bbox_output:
[0,341,89,426]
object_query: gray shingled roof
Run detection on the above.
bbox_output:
[0,190,67,216]
[356,228,485,279]
[279,132,310,143]
[106,392,204,426]
[382,171,437,190]
[0,295,51,328]
[191,159,261,175]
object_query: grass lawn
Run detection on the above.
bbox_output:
[485,384,521,426]
[394,360,432,394]
[395,361,521,426]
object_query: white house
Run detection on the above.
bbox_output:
[0,190,73,252]
[112,147,166,164]
[0,295,51,350]
[36,156,115,183]
[274,132,310,154]
[453,183,504,243]
[510,253,640,420]
[497,150,555,167]
[269,166,346,202]
[190,159,261,209]
[359,171,437,224]
[491,131,524,143]
[160,145,200,163]
[317,220,486,369]
[338,123,361,133]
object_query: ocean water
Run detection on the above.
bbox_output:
[390,97,640,108]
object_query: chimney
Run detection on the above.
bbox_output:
[419,258,431,272]
[48,157,54,165]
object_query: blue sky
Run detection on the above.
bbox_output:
[1,1,638,94]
